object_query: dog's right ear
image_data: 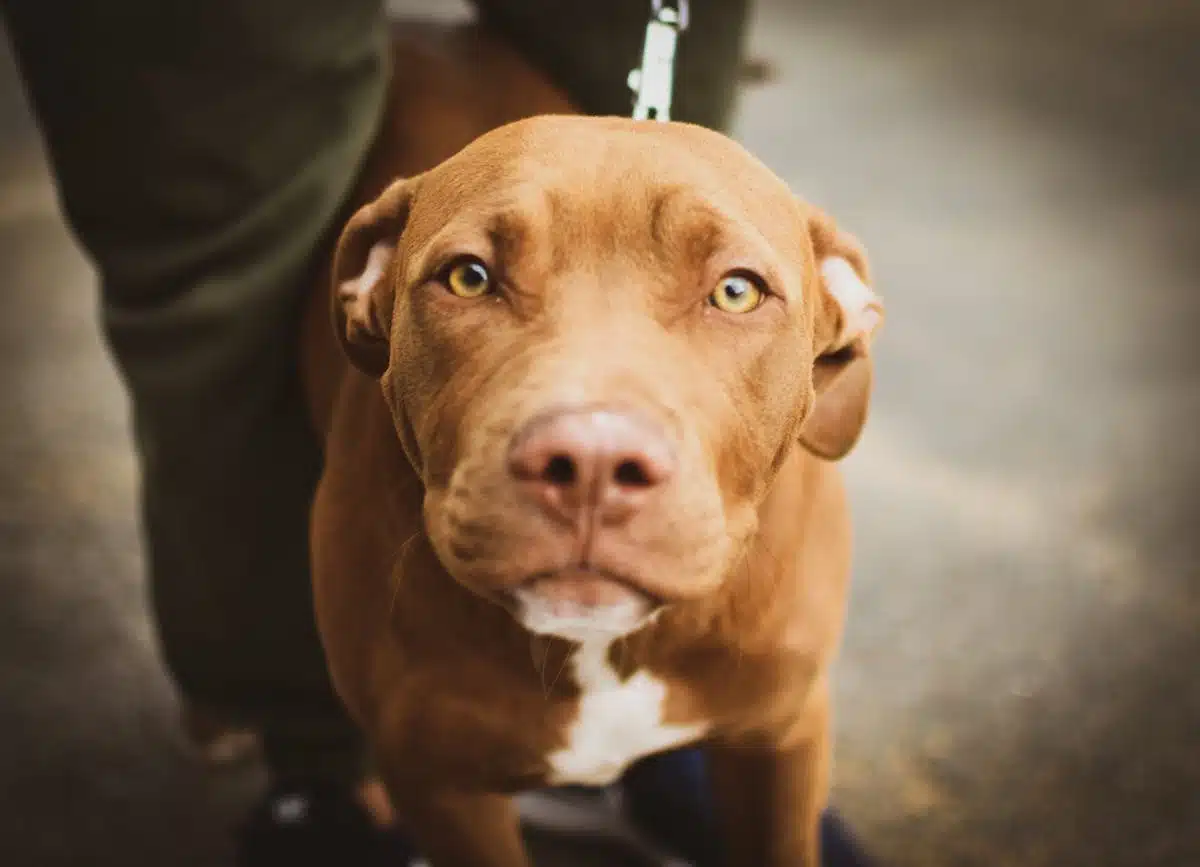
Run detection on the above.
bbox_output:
[332,177,422,378]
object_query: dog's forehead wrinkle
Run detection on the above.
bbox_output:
[646,185,732,257]
[484,208,536,266]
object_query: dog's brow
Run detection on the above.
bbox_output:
[487,210,532,264]
[650,187,729,263]
[649,187,682,248]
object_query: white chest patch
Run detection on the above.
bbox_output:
[546,640,709,786]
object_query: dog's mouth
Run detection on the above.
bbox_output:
[499,567,663,642]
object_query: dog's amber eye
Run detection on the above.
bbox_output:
[709,274,764,314]
[444,259,492,298]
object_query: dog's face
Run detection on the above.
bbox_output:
[334,117,882,641]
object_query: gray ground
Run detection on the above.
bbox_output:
[1,1,1197,866]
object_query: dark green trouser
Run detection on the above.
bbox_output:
[1,0,749,783]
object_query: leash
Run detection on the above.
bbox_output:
[628,0,689,121]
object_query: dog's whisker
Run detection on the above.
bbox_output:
[388,530,423,619]
[531,634,553,700]
[547,641,572,695]
[542,650,555,700]
[533,636,554,698]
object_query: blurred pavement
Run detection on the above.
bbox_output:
[1,1,1197,866]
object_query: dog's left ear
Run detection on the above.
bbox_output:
[798,209,885,460]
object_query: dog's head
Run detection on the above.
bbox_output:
[333,116,882,641]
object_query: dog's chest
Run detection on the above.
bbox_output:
[546,641,709,786]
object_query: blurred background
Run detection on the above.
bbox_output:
[1,1,1197,866]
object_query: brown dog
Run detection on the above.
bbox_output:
[304,23,883,867]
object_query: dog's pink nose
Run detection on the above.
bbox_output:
[508,409,675,523]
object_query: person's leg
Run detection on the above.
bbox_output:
[1,0,385,788]
[472,0,753,131]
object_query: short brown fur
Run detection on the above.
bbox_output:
[303,22,883,867]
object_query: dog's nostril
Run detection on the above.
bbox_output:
[613,459,653,488]
[543,454,577,487]
[510,410,675,507]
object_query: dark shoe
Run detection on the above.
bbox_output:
[621,747,879,867]
[620,748,723,867]
[236,779,418,867]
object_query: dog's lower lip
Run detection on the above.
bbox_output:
[521,568,663,606]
